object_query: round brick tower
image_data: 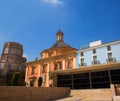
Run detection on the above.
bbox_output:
[0,42,26,73]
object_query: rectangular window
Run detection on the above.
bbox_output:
[81,52,84,57]
[8,64,11,71]
[31,67,35,74]
[107,45,111,51]
[43,65,47,73]
[92,55,99,64]
[108,52,112,59]
[93,49,96,54]
[16,66,19,71]
[93,55,97,62]
[107,52,114,62]
[81,58,84,66]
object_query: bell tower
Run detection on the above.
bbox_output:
[56,30,64,42]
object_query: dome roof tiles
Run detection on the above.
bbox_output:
[51,42,71,48]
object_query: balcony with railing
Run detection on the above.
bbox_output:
[80,63,87,66]
[92,60,100,65]
[106,57,116,63]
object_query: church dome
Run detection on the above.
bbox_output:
[40,30,77,59]
[51,41,70,48]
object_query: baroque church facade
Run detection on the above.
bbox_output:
[25,30,77,87]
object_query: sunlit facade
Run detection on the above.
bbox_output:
[25,30,77,87]
[76,40,120,67]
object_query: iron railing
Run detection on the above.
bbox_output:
[106,57,116,62]
[92,60,100,65]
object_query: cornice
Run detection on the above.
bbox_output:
[52,62,120,74]
[27,51,76,66]
[41,47,77,54]
[77,40,120,53]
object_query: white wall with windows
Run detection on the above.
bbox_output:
[76,40,120,68]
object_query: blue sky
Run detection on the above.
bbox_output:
[0,0,120,61]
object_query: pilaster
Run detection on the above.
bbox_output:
[62,60,65,70]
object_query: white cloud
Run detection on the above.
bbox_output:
[42,0,63,5]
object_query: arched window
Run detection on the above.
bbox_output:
[59,62,62,69]
[68,61,72,69]
[54,63,58,70]
[30,77,36,87]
